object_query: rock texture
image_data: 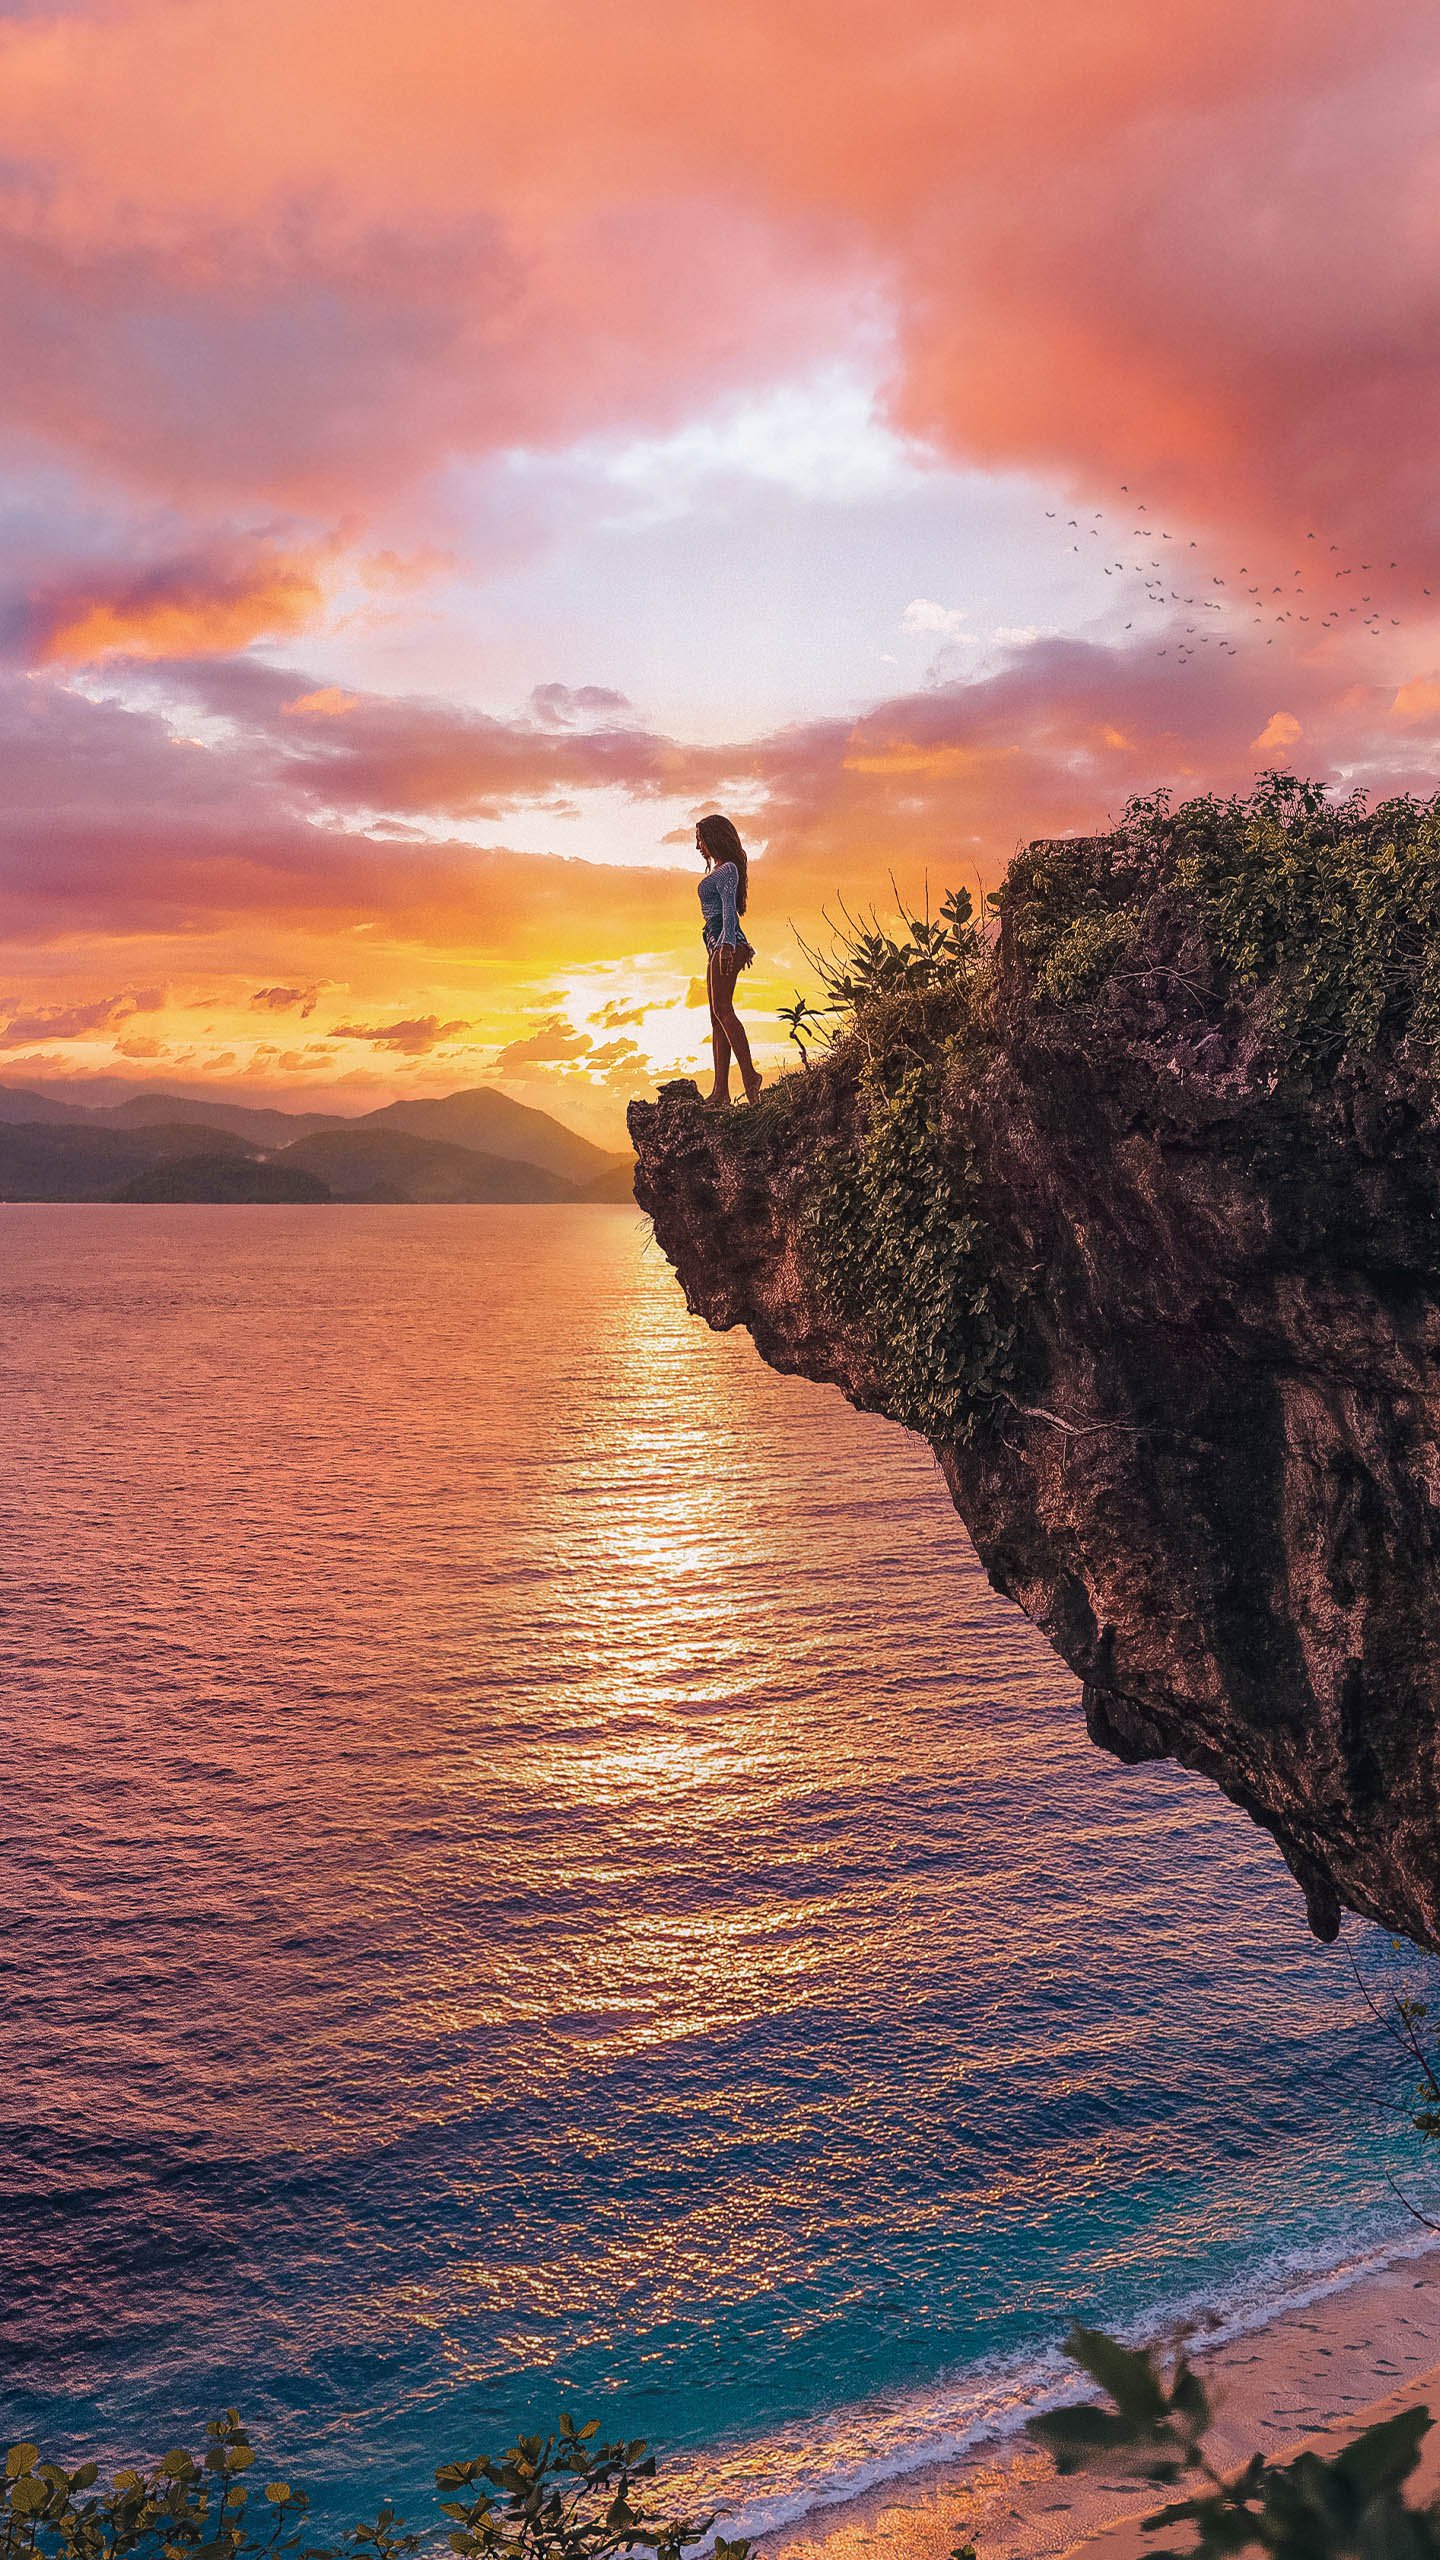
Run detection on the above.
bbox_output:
[629,853,1440,1948]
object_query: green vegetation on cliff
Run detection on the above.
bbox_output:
[806,1018,1021,1445]
[783,773,1440,1449]
[774,883,1018,1445]
[999,770,1440,1080]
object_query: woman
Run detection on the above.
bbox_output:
[695,812,763,1107]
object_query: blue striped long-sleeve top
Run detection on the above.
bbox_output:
[698,860,741,952]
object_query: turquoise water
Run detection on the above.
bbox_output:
[0,1205,1429,2533]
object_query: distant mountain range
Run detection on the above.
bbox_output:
[0,1084,637,1205]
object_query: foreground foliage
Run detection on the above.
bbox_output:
[12,2338,1440,2560]
[0,2417,750,2560]
[1029,2324,1440,2556]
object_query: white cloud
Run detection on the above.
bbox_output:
[574,366,935,527]
[901,597,973,639]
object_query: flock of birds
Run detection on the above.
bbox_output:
[1043,488,1431,662]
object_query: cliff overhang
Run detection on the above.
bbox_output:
[630,782,1440,1947]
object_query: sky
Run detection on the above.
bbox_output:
[5,0,1440,1141]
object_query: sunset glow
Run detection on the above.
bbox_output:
[6,0,1440,1137]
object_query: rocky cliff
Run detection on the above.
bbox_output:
[630,782,1440,1947]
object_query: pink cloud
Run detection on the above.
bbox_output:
[0,0,1431,597]
[1252,711,1303,755]
[4,631,1437,990]
[283,687,359,718]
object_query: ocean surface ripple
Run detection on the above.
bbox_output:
[0,1206,1428,2530]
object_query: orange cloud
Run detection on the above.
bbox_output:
[0,987,164,1044]
[591,998,650,1029]
[491,1016,593,1069]
[283,687,360,717]
[329,1014,471,1053]
[1392,678,1440,722]
[842,739,996,779]
[32,549,328,664]
[251,983,323,1015]
[1252,710,1303,753]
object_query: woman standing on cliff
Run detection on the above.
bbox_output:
[695,812,763,1107]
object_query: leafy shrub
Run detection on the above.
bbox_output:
[996,773,1440,1084]
[1029,2323,1440,2556]
[1034,908,1139,1008]
[0,2417,749,2560]
[436,2420,749,2560]
[776,993,831,1069]
[0,2413,355,2560]
[796,887,981,1024]
[992,829,1144,998]
[1164,775,1440,1078]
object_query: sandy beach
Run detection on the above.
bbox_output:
[772,2252,1440,2560]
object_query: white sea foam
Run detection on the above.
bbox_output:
[681,2217,1440,2544]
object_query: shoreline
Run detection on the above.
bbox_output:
[761,2247,1440,2560]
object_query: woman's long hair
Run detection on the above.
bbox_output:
[697,812,748,915]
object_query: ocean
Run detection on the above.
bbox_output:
[1,1205,1432,2537]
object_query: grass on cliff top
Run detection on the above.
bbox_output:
[997,769,1440,1084]
[776,773,1440,1093]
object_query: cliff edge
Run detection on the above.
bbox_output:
[630,779,1440,1947]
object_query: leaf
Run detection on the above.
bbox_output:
[5,2447,39,2480]
[1029,2405,1141,2474]
[1168,2362,1211,2431]
[1063,2326,1170,2424]
[1332,2405,1431,2502]
[263,2484,292,2505]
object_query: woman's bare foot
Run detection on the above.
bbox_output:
[742,1071,764,1105]
[704,1087,733,1106]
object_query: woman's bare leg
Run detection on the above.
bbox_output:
[710,947,762,1103]
[707,948,734,1101]
[708,1012,733,1102]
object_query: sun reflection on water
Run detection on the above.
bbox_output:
[0,1204,1405,2540]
